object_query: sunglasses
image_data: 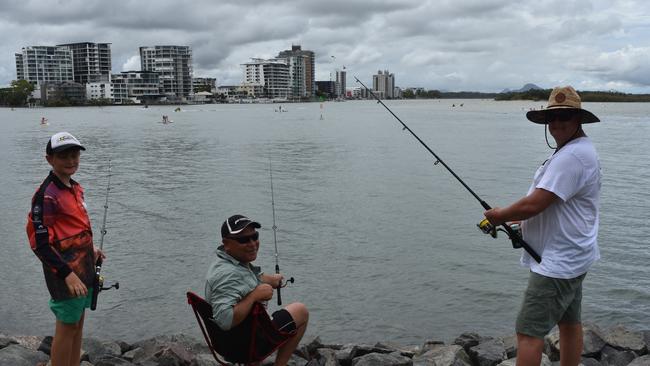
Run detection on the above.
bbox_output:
[545,110,577,123]
[227,232,259,244]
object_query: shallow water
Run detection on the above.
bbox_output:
[0,100,648,344]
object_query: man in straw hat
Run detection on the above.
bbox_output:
[484,86,601,366]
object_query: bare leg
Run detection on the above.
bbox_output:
[69,312,85,366]
[50,317,83,366]
[515,333,544,366]
[558,322,582,366]
[274,302,309,366]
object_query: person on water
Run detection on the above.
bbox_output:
[205,214,308,366]
[484,86,601,366]
[26,132,105,366]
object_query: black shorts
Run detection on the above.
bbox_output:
[271,309,297,334]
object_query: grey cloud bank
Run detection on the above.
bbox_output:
[2,0,650,92]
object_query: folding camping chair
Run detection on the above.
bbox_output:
[186,291,292,365]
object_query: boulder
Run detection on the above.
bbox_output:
[499,335,517,359]
[130,334,207,364]
[468,338,507,366]
[600,347,637,366]
[0,336,18,349]
[412,344,472,366]
[81,337,122,363]
[496,353,551,366]
[37,336,53,356]
[93,355,137,366]
[313,348,341,366]
[192,353,221,366]
[453,332,484,354]
[628,355,650,366]
[0,344,49,366]
[351,351,412,366]
[544,329,561,361]
[349,344,395,359]
[139,343,195,366]
[604,325,646,353]
[583,323,607,358]
[579,357,602,366]
[12,335,45,350]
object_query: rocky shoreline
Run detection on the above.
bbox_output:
[1,323,648,366]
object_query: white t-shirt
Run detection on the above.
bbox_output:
[521,137,601,279]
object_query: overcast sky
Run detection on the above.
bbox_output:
[2,0,650,93]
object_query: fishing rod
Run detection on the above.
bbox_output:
[91,160,120,311]
[354,76,542,263]
[269,158,294,305]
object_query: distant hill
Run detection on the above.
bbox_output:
[501,83,543,93]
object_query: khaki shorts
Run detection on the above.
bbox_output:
[516,271,586,339]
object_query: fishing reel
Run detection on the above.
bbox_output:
[477,219,522,249]
[280,277,295,288]
[96,275,120,292]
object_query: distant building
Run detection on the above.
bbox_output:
[86,81,113,101]
[373,70,395,99]
[112,71,161,104]
[335,69,346,98]
[193,77,217,92]
[278,45,315,98]
[316,81,335,98]
[15,46,74,85]
[140,45,193,99]
[58,42,112,84]
[241,58,290,99]
[41,81,86,104]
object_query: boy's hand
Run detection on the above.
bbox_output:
[94,246,106,262]
[65,272,88,297]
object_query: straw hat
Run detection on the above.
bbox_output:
[526,86,600,124]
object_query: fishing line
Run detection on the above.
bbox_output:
[354,76,542,263]
[269,158,294,306]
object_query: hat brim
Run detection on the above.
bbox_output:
[51,144,86,153]
[526,107,600,124]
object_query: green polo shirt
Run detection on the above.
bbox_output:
[205,246,262,330]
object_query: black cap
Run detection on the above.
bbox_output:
[221,214,261,238]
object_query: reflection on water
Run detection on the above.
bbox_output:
[0,101,648,343]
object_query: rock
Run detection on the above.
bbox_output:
[297,337,325,360]
[94,355,137,366]
[130,334,207,364]
[453,332,483,354]
[12,335,45,350]
[313,348,340,366]
[628,355,650,365]
[583,323,607,358]
[545,329,561,361]
[82,337,122,363]
[499,335,517,359]
[497,353,551,365]
[579,357,602,366]
[604,325,647,353]
[374,342,416,358]
[38,336,53,356]
[0,344,49,366]
[0,336,18,349]
[468,338,507,366]
[412,344,472,366]
[351,351,412,366]
[421,340,445,354]
[81,361,93,366]
[123,347,138,361]
[193,353,221,366]
[349,344,395,359]
[600,347,637,366]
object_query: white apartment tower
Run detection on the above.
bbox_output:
[373,70,395,99]
[335,69,347,98]
[139,45,193,99]
[242,58,290,99]
[15,46,74,84]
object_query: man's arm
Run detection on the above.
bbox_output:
[230,283,273,327]
[484,188,559,226]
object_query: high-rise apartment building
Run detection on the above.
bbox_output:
[242,58,290,99]
[139,45,193,99]
[111,71,160,104]
[58,42,112,84]
[277,45,315,98]
[15,46,74,84]
[335,70,347,98]
[373,70,395,99]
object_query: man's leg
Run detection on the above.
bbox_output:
[515,333,544,366]
[50,319,82,366]
[558,322,582,366]
[275,302,309,366]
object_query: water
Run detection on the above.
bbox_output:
[1,100,648,345]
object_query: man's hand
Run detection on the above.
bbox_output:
[251,283,274,302]
[65,272,87,297]
[262,273,284,288]
[484,207,505,226]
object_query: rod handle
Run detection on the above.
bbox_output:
[501,224,542,263]
[90,257,103,311]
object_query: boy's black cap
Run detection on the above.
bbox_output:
[221,214,261,238]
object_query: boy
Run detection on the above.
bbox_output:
[26,132,104,366]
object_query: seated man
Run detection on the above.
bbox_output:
[205,214,308,366]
